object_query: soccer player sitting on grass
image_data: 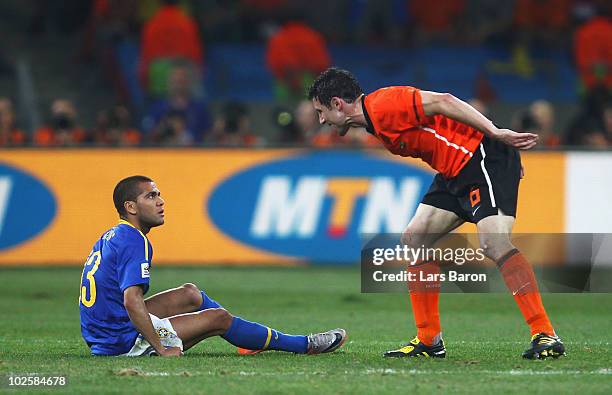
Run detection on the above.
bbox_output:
[79,175,346,357]
[308,68,565,360]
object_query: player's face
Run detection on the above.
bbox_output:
[312,98,351,136]
[135,182,165,228]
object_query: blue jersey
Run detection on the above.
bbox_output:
[79,220,153,356]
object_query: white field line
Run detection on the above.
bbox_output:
[106,368,612,378]
[363,340,611,346]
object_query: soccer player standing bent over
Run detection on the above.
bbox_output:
[309,68,564,360]
[79,175,346,356]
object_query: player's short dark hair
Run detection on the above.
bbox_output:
[113,175,153,218]
[307,67,363,107]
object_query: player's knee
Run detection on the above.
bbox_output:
[207,308,233,330]
[480,238,514,262]
[181,283,202,308]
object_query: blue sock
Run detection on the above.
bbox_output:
[199,291,223,310]
[222,317,308,354]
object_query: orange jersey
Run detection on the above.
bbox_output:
[363,86,484,178]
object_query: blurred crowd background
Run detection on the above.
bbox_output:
[0,0,610,148]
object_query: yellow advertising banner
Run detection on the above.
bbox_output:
[0,149,564,265]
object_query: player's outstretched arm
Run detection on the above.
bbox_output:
[124,286,181,357]
[419,91,539,150]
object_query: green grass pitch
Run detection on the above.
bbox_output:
[0,266,610,394]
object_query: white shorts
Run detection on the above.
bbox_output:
[121,314,183,357]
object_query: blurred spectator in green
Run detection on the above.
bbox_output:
[34,100,87,146]
[92,105,142,146]
[266,19,330,103]
[0,98,27,146]
[139,0,203,97]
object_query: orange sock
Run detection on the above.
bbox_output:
[407,261,441,346]
[497,249,554,336]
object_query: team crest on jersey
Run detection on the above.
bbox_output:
[157,328,170,338]
[102,230,115,241]
[141,262,150,278]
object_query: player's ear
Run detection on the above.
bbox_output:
[124,201,137,215]
[331,97,342,110]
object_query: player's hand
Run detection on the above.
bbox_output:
[494,128,538,150]
[158,347,182,357]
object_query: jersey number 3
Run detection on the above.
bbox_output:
[80,251,102,307]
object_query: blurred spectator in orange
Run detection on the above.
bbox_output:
[266,20,330,103]
[142,62,211,143]
[529,100,561,147]
[514,0,571,35]
[574,13,612,92]
[34,100,87,146]
[0,98,27,146]
[409,0,466,43]
[140,0,203,97]
[208,101,264,146]
[92,105,141,146]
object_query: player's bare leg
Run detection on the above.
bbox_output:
[385,204,464,358]
[401,204,465,247]
[157,285,346,355]
[169,308,233,351]
[475,210,515,261]
[145,283,204,318]
[477,210,565,359]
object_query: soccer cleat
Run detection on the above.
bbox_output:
[307,328,347,354]
[522,333,566,360]
[384,336,446,358]
[237,347,263,355]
